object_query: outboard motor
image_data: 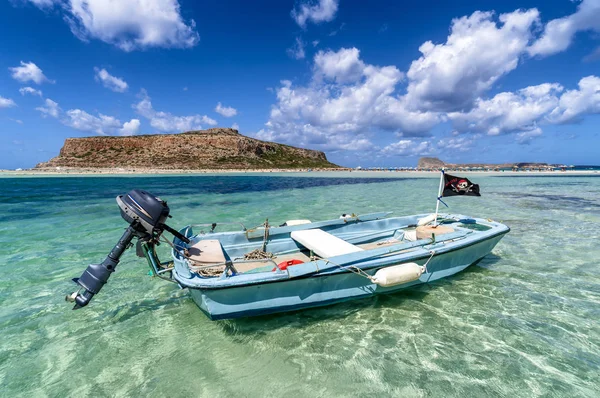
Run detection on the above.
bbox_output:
[66,189,190,309]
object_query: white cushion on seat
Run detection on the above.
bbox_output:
[284,219,312,226]
[291,229,363,258]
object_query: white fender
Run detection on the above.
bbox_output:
[417,214,437,226]
[372,262,424,287]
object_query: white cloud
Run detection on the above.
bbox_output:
[256,125,374,152]
[261,48,439,152]
[447,75,600,140]
[215,102,237,117]
[265,44,600,152]
[381,135,480,157]
[120,119,141,136]
[437,135,478,152]
[34,97,139,135]
[26,0,58,7]
[231,123,240,130]
[449,83,563,135]
[9,61,54,84]
[94,67,128,92]
[201,115,218,125]
[134,90,217,133]
[445,75,600,144]
[287,37,306,60]
[0,96,17,108]
[405,9,539,112]
[63,109,139,135]
[36,98,61,117]
[0,96,17,109]
[528,0,600,57]
[548,75,600,124]
[63,109,121,134]
[516,127,543,144]
[262,5,600,154]
[26,0,199,51]
[291,0,339,28]
[312,40,320,47]
[381,140,434,156]
[313,47,366,83]
[19,87,43,97]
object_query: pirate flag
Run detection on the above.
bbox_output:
[442,173,481,197]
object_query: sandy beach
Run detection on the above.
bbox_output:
[0,167,598,177]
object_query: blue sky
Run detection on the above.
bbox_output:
[1,0,600,169]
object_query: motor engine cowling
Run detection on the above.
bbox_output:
[67,189,189,309]
[117,190,170,236]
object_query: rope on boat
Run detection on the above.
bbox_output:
[243,219,274,260]
[422,250,436,273]
[160,235,186,255]
[161,219,274,263]
[196,267,224,277]
[326,250,437,283]
[377,239,398,246]
[341,263,376,282]
[159,235,208,265]
[159,236,230,276]
[244,249,274,260]
[159,220,276,277]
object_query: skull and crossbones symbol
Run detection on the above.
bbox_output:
[452,179,473,193]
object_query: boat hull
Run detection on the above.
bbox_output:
[187,232,506,320]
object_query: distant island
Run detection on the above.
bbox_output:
[416,157,568,171]
[35,128,339,170]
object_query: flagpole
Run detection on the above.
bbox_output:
[433,168,444,227]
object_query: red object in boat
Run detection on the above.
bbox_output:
[273,259,304,271]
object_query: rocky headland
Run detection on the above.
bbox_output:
[36,128,338,170]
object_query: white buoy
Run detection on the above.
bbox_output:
[372,263,424,287]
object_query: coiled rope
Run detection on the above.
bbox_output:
[244,219,274,260]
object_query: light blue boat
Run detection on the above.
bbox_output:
[67,190,509,320]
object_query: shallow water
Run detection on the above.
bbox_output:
[1,173,599,397]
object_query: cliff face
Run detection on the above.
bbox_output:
[36,128,338,169]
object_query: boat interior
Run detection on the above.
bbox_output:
[175,213,493,278]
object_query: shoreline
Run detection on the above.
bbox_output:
[0,167,348,176]
[1,167,599,177]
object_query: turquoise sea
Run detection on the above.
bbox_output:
[1,173,599,397]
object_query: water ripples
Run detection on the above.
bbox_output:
[1,174,599,397]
